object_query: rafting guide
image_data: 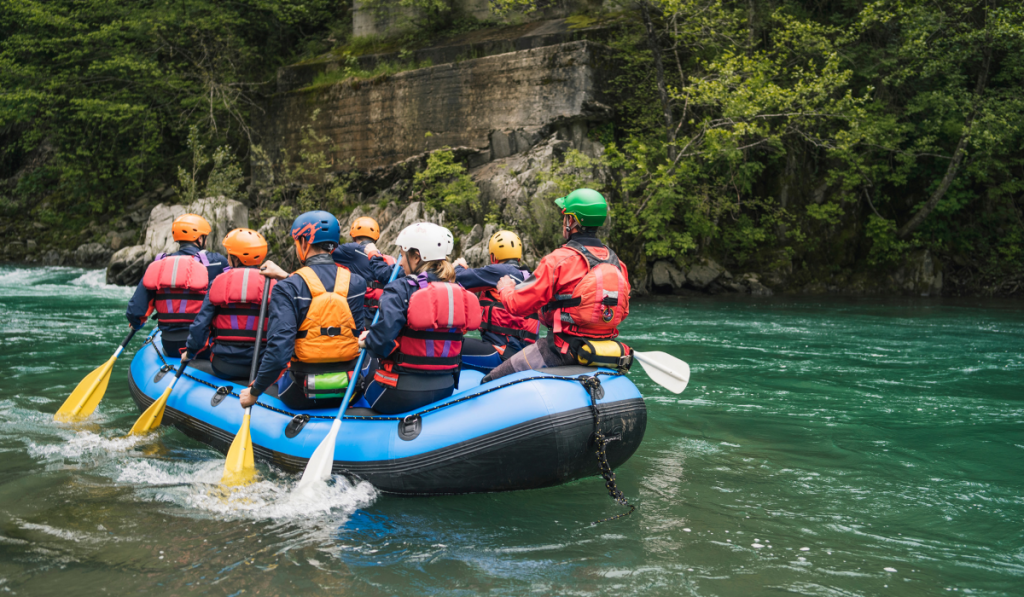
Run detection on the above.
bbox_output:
[54,194,689,516]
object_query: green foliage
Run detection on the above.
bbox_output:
[411,148,480,226]
[175,125,245,203]
[309,53,433,88]
[0,0,345,246]
[206,146,246,202]
[866,215,911,265]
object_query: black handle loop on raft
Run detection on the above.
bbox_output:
[398,414,422,441]
[210,386,231,407]
[285,414,310,439]
[153,364,175,384]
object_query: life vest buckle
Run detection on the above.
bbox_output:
[321,326,342,337]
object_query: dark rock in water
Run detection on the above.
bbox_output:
[4,241,25,260]
[107,245,147,286]
[40,249,67,266]
[739,273,774,297]
[73,243,113,267]
[686,258,726,290]
[651,260,687,292]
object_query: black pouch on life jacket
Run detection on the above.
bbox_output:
[559,335,633,370]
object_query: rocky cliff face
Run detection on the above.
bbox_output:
[255,41,614,173]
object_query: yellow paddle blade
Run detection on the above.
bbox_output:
[128,384,172,436]
[221,411,257,487]
[55,356,116,422]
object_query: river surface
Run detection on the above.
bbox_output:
[0,265,1021,596]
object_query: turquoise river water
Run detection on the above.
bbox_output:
[0,265,1022,596]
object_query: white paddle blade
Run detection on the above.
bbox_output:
[634,351,690,394]
[296,418,341,490]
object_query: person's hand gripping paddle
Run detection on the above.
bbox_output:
[221,277,272,486]
[632,351,690,394]
[295,260,403,491]
[55,328,140,422]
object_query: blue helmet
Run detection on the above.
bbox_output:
[291,210,341,246]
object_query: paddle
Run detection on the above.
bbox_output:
[221,276,272,486]
[296,260,403,490]
[55,328,140,422]
[632,350,690,394]
[129,352,189,436]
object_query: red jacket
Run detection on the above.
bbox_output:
[498,235,629,340]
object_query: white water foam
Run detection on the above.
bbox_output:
[117,458,378,522]
[27,431,146,460]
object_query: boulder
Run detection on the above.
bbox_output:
[25,239,37,254]
[651,260,686,292]
[143,196,248,259]
[106,245,148,286]
[4,241,25,261]
[40,249,67,266]
[72,243,113,267]
[739,273,774,297]
[686,258,726,289]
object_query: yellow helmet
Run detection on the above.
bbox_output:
[488,230,522,263]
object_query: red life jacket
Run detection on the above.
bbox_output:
[142,252,210,324]
[478,286,541,345]
[363,254,397,311]
[375,274,481,386]
[542,240,630,341]
[207,268,274,344]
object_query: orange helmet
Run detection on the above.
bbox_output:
[222,228,268,266]
[172,214,212,242]
[350,216,380,241]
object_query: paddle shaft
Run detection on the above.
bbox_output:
[116,327,141,358]
[248,279,272,383]
[242,278,273,417]
[332,260,403,422]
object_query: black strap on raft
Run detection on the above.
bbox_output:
[579,374,636,524]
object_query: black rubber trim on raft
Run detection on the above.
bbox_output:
[128,369,646,495]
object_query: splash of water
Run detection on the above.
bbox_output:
[117,458,378,523]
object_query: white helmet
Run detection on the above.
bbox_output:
[395,222,454,262]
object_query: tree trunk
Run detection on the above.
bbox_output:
[897,50,991,239]
[639,1,676,161]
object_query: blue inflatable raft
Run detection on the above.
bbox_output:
[127,332,647,495]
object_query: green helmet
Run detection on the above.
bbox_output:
[554,188,608,227]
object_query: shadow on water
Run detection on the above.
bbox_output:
[1,266,1023,596]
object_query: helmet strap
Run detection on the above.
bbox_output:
[295,238,311,263]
